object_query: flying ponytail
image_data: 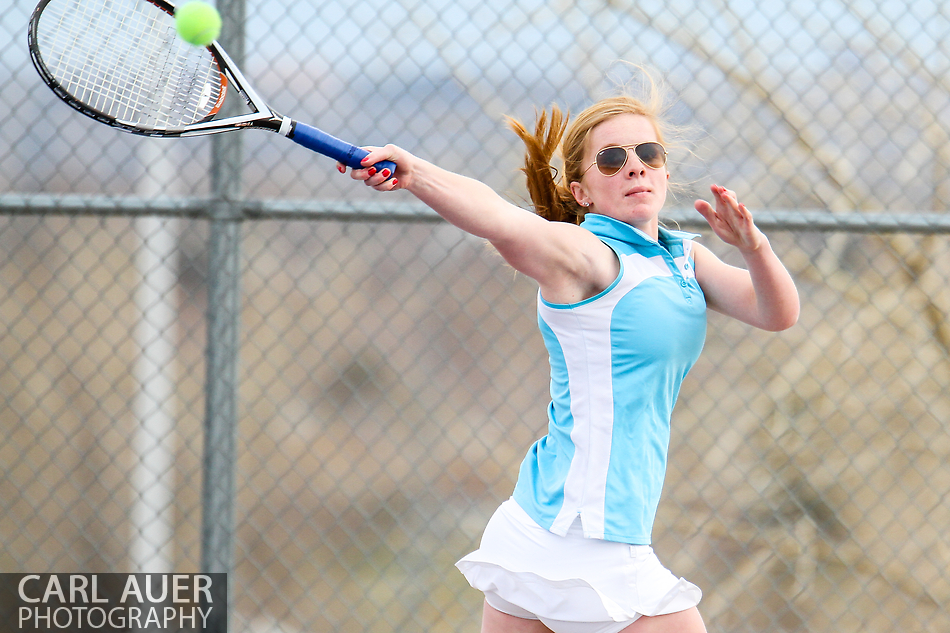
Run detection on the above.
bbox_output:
[507,107,584,224]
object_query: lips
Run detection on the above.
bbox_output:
[625,186,651,196]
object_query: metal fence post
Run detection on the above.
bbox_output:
[200,0,245,629]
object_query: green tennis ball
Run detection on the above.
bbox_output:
[175,1,222,47]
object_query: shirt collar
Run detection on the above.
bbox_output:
[580,213,699,247]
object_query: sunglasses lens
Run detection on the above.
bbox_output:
[595,147,628,175]
[594,144,667,175]
[635,143,666,168]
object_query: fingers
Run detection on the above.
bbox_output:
[695,184,763,251]
[710,184,739,214]
[338,145,402,191]
[695,186,732,224]
[338,161,396,189]
[708,184,751,225]
[693,198,715,221]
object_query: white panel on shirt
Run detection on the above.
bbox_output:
[538,251,674,538]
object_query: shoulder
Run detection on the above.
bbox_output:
[692,240,742,270]
[690,240,716,264]
[690,241,732,285]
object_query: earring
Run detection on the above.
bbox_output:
[582,201,590,207]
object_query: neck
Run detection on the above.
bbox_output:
[590,209,659,241]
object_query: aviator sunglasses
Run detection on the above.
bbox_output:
[583,142,668,176]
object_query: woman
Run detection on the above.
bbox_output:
[340,73,799,633]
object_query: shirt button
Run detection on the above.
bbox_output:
[680,280,688,287]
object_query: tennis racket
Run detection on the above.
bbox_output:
[28,0,395,176]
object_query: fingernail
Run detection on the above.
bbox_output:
[391,179,398,187]
[361,155,370,164]
[368,167,377,176]
[337,164,345,174]
[381,169,391,179]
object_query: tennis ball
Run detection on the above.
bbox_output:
[175,1,222,47]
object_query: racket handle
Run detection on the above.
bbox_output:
[289,121,396,177]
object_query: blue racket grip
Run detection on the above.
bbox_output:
[289,121,396,178]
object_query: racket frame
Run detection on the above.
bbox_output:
[28,0,289,138]
[28,0,393,173]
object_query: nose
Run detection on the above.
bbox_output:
[627,155,646,176]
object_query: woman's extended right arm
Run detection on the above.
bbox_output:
[346,145,616,304]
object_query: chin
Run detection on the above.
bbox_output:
[620,206,662,225]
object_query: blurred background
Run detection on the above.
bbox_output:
[2,0,949,631]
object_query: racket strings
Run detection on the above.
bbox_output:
[35,0,224,129]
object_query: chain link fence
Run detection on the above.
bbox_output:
[2,0,949,632]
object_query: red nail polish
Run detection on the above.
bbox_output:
[368,167,377,176]
[381,169,391,179]
[391,179,398,187]
[337,164,345,173]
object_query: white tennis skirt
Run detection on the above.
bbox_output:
[456,499,702,624]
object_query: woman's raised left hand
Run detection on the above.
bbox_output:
[694,184,764,253]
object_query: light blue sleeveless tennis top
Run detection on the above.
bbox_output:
[512,213,707,545]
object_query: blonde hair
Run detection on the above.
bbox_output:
[507,67,674,224]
